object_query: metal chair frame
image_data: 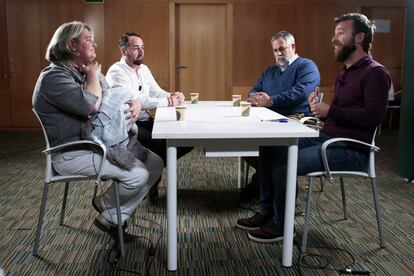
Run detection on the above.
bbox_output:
[300,127,385,253]
[32,108,125,257]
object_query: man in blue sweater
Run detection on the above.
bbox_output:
[237,13,390,243]
[248,31,320,115]
[241,31,320,200]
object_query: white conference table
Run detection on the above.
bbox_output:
[152,101,319,271]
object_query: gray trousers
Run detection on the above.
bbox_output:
[52,149,164,225]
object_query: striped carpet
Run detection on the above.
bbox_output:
[0,130,413,275]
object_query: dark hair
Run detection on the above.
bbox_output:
[118,32,141,48]
[335,13,376,53]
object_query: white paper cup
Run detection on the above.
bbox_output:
[190,92,199,104]
[232,95,242,107]
[176,106,187,121]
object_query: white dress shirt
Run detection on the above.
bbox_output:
[106,58,171,121]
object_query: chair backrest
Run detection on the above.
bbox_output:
[307,126,380,181]
[367,127,378,178]
[32,108,107,184]
[32,108,55,182]
[32,108,50,149]
[387,81,395,101]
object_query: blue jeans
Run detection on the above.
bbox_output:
[258,131,368,226]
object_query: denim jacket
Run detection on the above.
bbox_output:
[85,87,148,170]
[90,87,136,146]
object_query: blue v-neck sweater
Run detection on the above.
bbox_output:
[249,57,320,116]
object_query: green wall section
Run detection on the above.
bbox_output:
[398,0,414,179]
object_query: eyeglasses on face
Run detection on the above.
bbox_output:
[273,45,291,53]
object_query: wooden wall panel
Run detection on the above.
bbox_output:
[104,0,170,90]
[233,2,359,89]
[7,2,42,128]
[233,2,296,86]
[5,0,105,128]
[1,0,408,129]
[7,2,86,127]
[294,4,355,86]
[84,3,105,67]
[362,6,406,90]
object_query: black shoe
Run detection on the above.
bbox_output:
[248,224,296,243]
[236,213,272,231]
[93,218,137,244]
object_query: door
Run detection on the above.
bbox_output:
[175,4,228,100]
[6,1,83,128]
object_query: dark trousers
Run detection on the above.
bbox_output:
[136,120,193,166]
[259,132,368,226]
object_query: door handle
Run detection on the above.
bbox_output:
[176,64,188,69]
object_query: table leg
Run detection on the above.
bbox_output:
[237,157,245,189]
[282,143,298,267]
[167,145,177,271]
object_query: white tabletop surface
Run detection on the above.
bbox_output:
[152,101,318,139]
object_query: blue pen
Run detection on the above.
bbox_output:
[261,118,288,123]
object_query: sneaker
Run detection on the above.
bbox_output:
[236,213,272,231]
[248,224,296,243]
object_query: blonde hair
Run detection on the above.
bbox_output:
[45,21,92,62]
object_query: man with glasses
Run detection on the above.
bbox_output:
[237,14,390,243]
[241,31,320,200]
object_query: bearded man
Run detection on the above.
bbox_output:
[106,33,192,201]
[241,31,320,200]
[236,13,391,243]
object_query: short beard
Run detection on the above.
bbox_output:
[276,57,288,70]
[133,59,143,66]
[336,37,356,62]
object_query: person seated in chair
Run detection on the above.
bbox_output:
[236,13,391,243]
[241,31,320,200]
[106,32,193,201]
[32,21,164,244]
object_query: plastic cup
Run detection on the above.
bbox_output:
[175,106,187,121]
[232,95,242,107]
[190,92,199,104]
[240,101,251,116]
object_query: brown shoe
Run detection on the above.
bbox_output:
[93,218,137,244]
[236,213,272,231]
[248,224,296,243]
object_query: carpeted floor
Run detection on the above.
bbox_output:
[0,129,413,275]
